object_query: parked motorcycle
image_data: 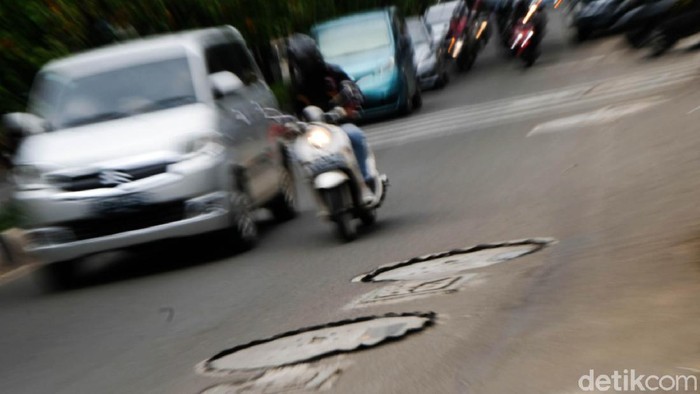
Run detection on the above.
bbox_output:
[267,106,388,241]
[609,0,690,48]
[470,6,493,52]
[646,10,700,56]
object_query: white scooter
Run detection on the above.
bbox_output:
[268,106,387,241]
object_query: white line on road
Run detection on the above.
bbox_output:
[688,105,700,115]
[527,98,667,136]
[369,76,693,148]
[366,58,699,148]
[366,58,699,137]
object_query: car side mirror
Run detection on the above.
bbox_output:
[209,71,244,99]
[2,113,48,137]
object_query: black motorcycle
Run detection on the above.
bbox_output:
[646,9,700,56]
[609,0,698,49]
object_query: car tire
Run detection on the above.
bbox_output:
[268,166,297,222]
[575,27,590,42]
[647,28,673,58]
[400,80,414,116]
[626,29,650,49]
[35,259,80,292]
[437,69,449,89]
[228,191,258,252]
[411,85,423,111]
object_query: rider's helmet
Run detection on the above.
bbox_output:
[287,33,326,86]
[512,0,530,18]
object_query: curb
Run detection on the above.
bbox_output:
[0,228,35,282]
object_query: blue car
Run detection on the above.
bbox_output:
[312,8,422,118]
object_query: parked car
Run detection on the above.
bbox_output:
[424,0,468,49]
[406,16,449,89]
[4,26,296,288]
[568,0,625,41]
[312,8,422,118]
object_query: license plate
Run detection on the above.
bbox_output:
[91,193,147,216]
[306,154,347,176]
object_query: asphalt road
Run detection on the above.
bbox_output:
[2,11,700,394]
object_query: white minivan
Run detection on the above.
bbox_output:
[4,26,296,288]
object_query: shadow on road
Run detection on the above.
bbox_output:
[42,216,290,292]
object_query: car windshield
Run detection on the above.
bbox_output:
[30,57,197,129]
[425,1,460,24]
[317,18,392,59]
[407,20,430,45]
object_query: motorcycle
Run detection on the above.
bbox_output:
[510,0,545,67]
[567,0,626,41]
[646,10,700,57]
[267,105,388,241]
[470,6,493,52]
[608,0,688,48]
[446,11,479,71]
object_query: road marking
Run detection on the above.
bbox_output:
[688,105,700,114]
[527,98,666,136]
[0,264,36,284]
[366,57,699,148]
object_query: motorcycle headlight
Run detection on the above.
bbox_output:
[306,126,332,149]
[184,134,225,157]
[13,165,47,190]
[452,39,465,58]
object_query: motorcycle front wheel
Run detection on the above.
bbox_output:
[626,29,650,48]
[322,185,357,241]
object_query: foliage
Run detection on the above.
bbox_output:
[0,201,21,232]
[0,0,434,117]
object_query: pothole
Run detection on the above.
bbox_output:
[347,275,478,308]
[198,312,435,376]
[353,238,554,283]
[199,360,350,393]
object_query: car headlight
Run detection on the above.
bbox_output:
[13,165,47,190]
[184,134,225,157]
[306,126,332,149]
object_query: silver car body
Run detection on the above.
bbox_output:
[406,17,447,89]
[424,0,463,47]
[12,26,285,264]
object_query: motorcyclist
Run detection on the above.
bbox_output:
[510,0,546,48]
[286,33,379,203]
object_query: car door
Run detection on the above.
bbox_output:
[205,41,268,203]
[223,40,280,203]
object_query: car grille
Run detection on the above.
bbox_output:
[49,162,171,192]
[62,200,186,241]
